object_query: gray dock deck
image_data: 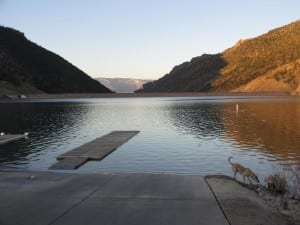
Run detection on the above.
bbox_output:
[50,131,139,170]
[0,134,26,145]
[0,171,229,225]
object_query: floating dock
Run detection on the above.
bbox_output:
[0,134,27,145]
[49,131,139,170]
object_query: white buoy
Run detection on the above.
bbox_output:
[24,132,29,139]
[236,104,239,112]
[27,175,36,180]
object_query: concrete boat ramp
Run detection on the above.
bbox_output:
[0,131,289,225]
[0,171,289,225]
[0,171,228,225]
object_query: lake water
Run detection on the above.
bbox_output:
[0,96,300,182]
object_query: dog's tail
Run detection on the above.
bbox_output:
[228,156,233,165]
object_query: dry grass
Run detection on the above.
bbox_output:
[266,165,300,197]
[265,173,287,193]
[288,166,300,197]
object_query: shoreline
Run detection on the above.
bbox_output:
[26,91,290,99]
[205,175,299,225]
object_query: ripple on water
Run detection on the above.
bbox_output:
[0,96,300,181]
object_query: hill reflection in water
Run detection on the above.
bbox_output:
[169,100,300,165]
[222,102,300,166]
[0,96,299,181]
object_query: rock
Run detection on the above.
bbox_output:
[283,193,289,198]
[282,200,288,210]
[289,199,299,206]
[264,193,274,200]
[27,175,36,180]
[19,94,27,99]
[279,209,291,216]
[287,193,294,199]
[0,94,10,100]
[256,187,262,193]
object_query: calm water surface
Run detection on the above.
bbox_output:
[0,96,300,182]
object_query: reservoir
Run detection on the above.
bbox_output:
[0,96,299,182]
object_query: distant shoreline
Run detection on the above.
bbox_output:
[26,92,290,99]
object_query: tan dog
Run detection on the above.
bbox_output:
[228,157,259,183]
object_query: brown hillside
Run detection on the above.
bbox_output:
[138,20,300,94]
[232,59,300,93]
[213,20,300,91]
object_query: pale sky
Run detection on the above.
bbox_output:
[0,0,299,79]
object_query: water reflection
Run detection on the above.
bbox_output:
[0,97,300,179]
[221,102,300,165]
[167,100,300,166]
[0,103,90,166]
[169,103,224,138]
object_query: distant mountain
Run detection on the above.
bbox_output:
[137,20,300,95]
[97,78,152,93]
[0,26,112,94]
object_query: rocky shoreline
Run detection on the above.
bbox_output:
[206,175,300,225]
[247,184,300,225]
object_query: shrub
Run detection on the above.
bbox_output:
[265,173,287,193]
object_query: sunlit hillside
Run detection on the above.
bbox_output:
[138,20,300,94]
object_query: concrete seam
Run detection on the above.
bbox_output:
[47,186,100,225]
[47,176,114,225]
[86,196,206,201]
[204,178,232,225]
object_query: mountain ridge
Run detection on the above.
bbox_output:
[137,20,300,95]
[96,77,152,93]
[0,26,112,94]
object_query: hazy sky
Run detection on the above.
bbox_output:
[0,0,299,79]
